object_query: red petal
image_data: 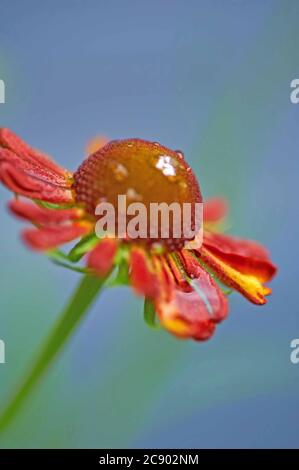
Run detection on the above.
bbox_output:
[204,198,228,223]
[0,128,68,178]
[157,290,217,341]
[22,224,89,251]
[87,239,118,277]
[154,255,228,341]
[203,232,277,282]
[9,200,82,225]
[0,158,73,203]
[0,129,74,203]
[130,248,160,299]
[199,246,273,305]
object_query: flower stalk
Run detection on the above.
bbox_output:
[0,274,105,432]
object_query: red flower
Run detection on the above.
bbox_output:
[0,128,277,341]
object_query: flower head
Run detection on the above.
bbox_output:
[0,128,277,341]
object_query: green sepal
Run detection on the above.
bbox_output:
[104,246,130,288]
[33,200,77,210]
[143,298,160,330]
[67,233,99,262]
[46,250,90,273]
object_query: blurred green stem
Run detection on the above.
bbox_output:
[0,274,105,433]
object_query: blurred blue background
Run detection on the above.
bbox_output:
[0,0,298,448]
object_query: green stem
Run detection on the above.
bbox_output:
[0,274,105,432]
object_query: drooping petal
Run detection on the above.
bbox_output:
[87,238,118,277]
[0,129,74,203]
[8,199,83,226]
[203,232,277,282]
[153,254,228,341]
[199,246,273,305]
[22,224,89,251]
[180,250,228,322]
[156,293,217,340]
[204,197,228,223]
[129,247,160,299]
[204,231,269,259]
[0,128,68,179]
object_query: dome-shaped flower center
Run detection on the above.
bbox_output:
[73,139,202,252]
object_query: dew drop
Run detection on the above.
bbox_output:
[176,150,184,159]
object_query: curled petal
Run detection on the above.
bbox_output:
[0,129,74,203]
[199,246,272,305]
[87,239,118,277]
[0,160,73,203]
[0,128,68,179]
[204,197,228,223]
[130,247,160,299]
[204,231,269,258]
[203,232,277,282]
[154,255,228,341]
[157,294,217,340]
[22,224,89,251]
[9,199,83,226]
